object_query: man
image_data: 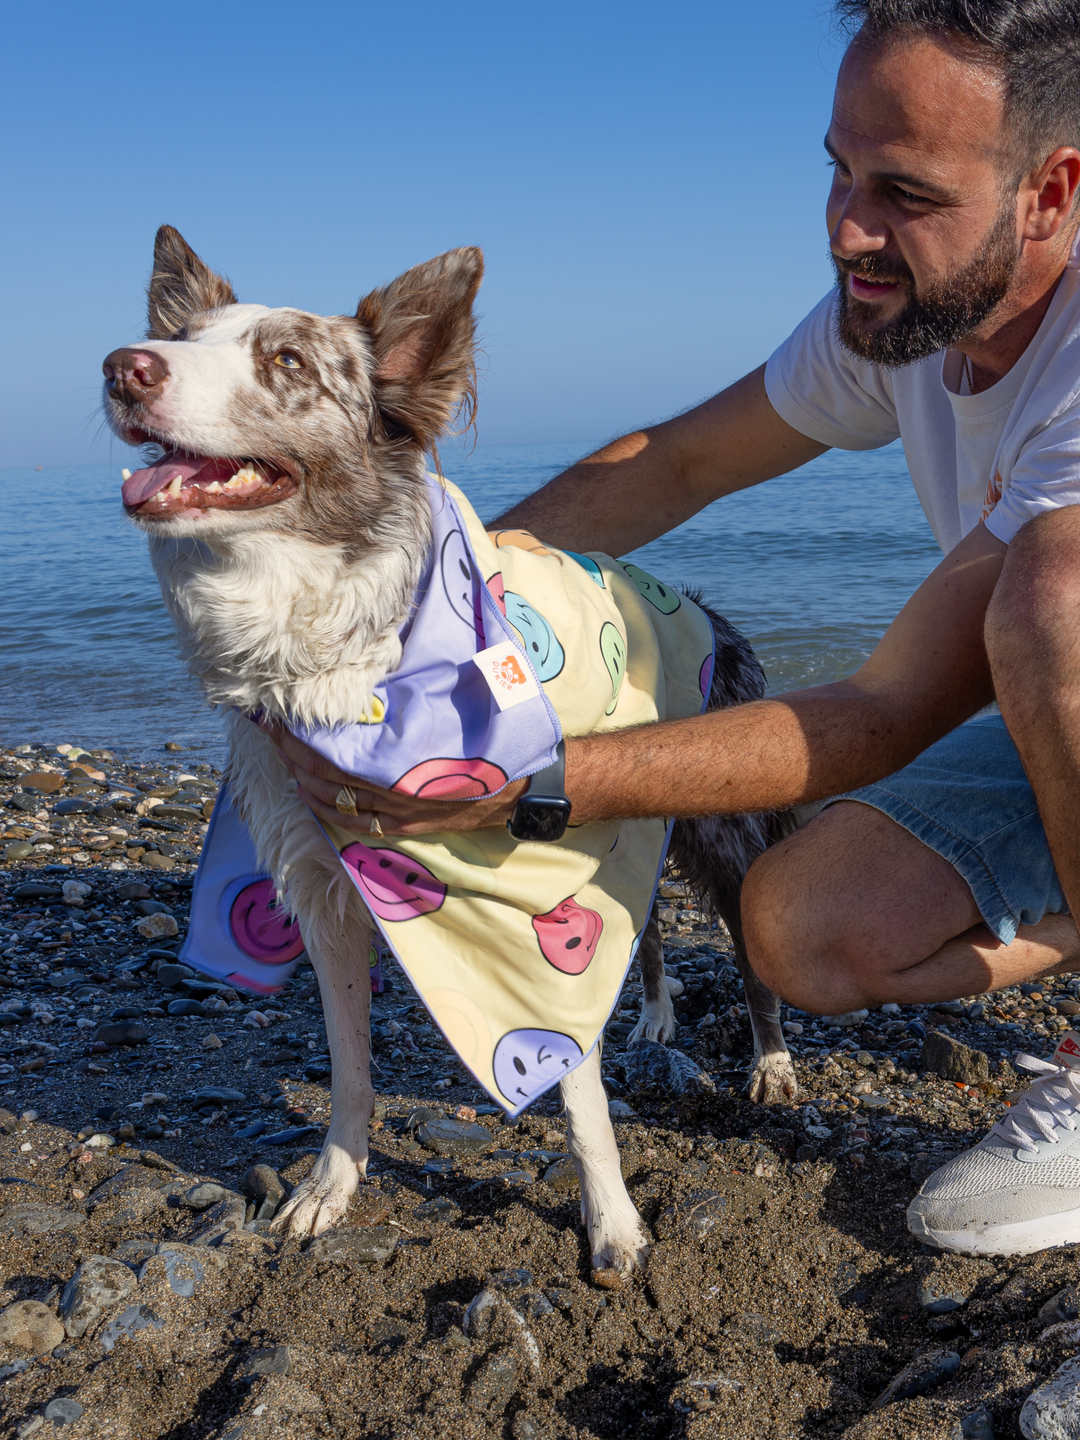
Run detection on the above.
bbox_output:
[268,0,1080,1257]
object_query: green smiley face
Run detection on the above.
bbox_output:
[599,622,627,716]
[621,562,681,614]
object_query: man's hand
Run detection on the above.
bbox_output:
[259,720,527,836]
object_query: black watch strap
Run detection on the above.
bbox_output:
[507,740,571,842]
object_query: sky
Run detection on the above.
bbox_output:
[0,0,846,468]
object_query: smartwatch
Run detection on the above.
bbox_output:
[507,740,572,842]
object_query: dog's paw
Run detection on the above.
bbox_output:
[628,997,676,1046]
[270,1144,363,1238]
[589,1224,651,1286]
[748,1049,799,1106]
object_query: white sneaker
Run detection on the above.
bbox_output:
[907,1031,1080,1256]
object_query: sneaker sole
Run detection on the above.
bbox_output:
[908,1201,1080,1257]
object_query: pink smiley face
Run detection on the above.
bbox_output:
[699,652,714,699]
[532,896,603,974]
[393,757,508,800]
[341,844,446,921]
[229,880,306,964]
[487,572,507,615]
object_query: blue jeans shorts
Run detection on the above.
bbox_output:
[832,712,1068,945]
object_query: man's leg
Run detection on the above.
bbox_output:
[743,800,1080,1015]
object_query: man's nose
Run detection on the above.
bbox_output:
[828,192,889,260]
[102,347,170,402]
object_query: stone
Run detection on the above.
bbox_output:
[53,798,95,816]
[115,882,152,900]
[608,1100,637,1119]
[874,1348,961,1408]
[654,1189,730,1240]
[190,1195,247,1245]
[60,1255,137,1338]
[134,899,170,917]
[138,914,179,940]
[542,1157,579,1192]
[261,1125,320,1146]
[167,999,206,1017]
[1039,1286,1080,1329]
[88,1167,172,1203]
[918,1257,993,1315]
[922,1030,990,1085]
[42,1398,83,1425]
[155,964,194,990]
[92,1022,148,1047]
[0,1299,64,1353]
[417,1115,496,1157]
[622,1040,716,1101]
[414,1196,462,1222]
[241,1165,286,1221]
[48,969,86,990]
[192,1086,246,1108]
[99,1303,164,1352]
[0,1205,86,1237]
[1021,1354,1080,1438]
[961,1406,995,1439]
[202,1035,222,1050]
[138,1248,206,1298]
[4,843,33,861]
[306,1228,397,1266]
[820,1009,871,1027]
[21,771,63,793]
[184,1182,236,1211]
[468,1347,518,1410]
[241,1344,291,1378]
[112,1239,158,1270]
[11,883,62,899]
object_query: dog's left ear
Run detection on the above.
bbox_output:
[356,247,483,449]
[148,226,238,340]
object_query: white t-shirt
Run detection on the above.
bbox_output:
[764,232,1080,554]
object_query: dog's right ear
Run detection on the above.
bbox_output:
[147,226,238,340]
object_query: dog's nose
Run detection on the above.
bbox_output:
[102,347,169,401]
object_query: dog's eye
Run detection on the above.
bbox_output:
[273,352,304,370]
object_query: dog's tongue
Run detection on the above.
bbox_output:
[122,455,210,506]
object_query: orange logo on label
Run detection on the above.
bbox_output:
[495,655,527,689]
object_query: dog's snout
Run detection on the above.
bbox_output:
[102,346,169,401]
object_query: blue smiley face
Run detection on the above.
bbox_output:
[503,591,565,681]
[492,1028,584,1105]
[562,550,605,587]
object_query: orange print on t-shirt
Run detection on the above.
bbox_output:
[982,471,1003,521]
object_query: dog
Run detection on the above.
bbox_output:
[102,226,797,1280]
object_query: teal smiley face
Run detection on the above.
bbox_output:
[562,550,605,587]
[504,591,565,681]
[621,563,681,614]
[599,622,627,715]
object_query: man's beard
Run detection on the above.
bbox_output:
[833,205,1019,368]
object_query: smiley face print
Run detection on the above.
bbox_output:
[503,591,565,681]
[229,879,306,964]
[699,651,715,700]
[562,550,605,587]
[599,622,626,716]
[392,756,509,800]
[340,845,446,921]
[620,562,681,614]
[440,529,484,639]
[492,1028,584,1105]
[532,896,604,974]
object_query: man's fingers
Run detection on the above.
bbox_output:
[268,726,372,788]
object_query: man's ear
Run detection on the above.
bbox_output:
[356,247,483,450]
[148,225,238,340]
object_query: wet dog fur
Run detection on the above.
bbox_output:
[102,226,796,1279]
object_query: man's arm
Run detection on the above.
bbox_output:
[268,523,1007,835]
[489,365,828,556]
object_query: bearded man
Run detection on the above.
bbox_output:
[270,0,1080,1258]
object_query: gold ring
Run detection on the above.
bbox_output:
[335,786,358,817]
[369,812,384,837]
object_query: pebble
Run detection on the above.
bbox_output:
[468,1348,518,1410]
[43,1398,84,1425]
[1040,1286,1080,1328]
[414,1196,462,1222]
[92,1022,148,1046]
[1021,1354,1080,1438]
[137,914,179,940]
[874,1347,960,1408]
[99,1302,164,1352]
[0,1205,86,1237]
[156,963,195,987]
[191,1087,246,1108]
[0,1299,64,1353]
[167,998,206,1017]
[621,1040,716,1101]
[189,1195,246,1245]
[820,1009,870,1027]
[306,1228,397,1266]
[241,1344,291,1378]
[917,1257,993,1315]
[654,1189,730,1240]
[241,1165,286,1221]
[922,1029,991,1085]
[542,1157,579,1192]
[183,1182,235,1211]
[60,1255,136,1338]
[417,1115,496,1157]
[201,1034,223,1049]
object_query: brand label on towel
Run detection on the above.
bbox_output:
[472,641,542,711]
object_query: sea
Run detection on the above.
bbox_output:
[0,441,940,764]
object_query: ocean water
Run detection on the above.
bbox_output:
[0,441,940,763]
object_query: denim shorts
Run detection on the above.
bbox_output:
[832,712,1068,945]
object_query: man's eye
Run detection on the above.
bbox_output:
[273,352,304,370]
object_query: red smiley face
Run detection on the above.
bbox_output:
[341,844,446,921]
[229,880,306,964]
[532,896,603,974]
[392,757,508,800]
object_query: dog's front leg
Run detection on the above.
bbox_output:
[271,856,375,1238]
[628,907,676,1045]
[732,945,799,1106]
[560,1048,650,1281]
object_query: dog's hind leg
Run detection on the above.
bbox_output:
[561,1047,650,1281]
[270,852,376,1238]
[627,906,675,1045]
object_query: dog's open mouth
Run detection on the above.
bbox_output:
[121,452,298,517]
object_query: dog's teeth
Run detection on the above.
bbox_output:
[205,481,223,494]
[167,475,184,498]
[121,468,132,481]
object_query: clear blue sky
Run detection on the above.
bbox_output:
[0,0,845,468]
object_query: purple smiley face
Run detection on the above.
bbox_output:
[229,880,306,964]
[491,1028,584,1105]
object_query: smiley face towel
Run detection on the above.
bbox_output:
[183,477,714,1116]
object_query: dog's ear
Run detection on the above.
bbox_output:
[147,226,238,340]
[356,247,483,449]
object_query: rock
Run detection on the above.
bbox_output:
[202,1035,223,1050]
[922,1030,990,1085]
[43,1398,84,1425]
[306,1228,396,1266]
[1021,1354,1080,1438]
[54,798,95,815]
[112,1239,159,1270]
[821,1009,870,1027]
[156,963,195,988]
[622,1040,716,1101]
[4,843,33,861]
[918,1257,993,1315]
[191,1086,246,1108]
[134,900,170,917]
[241,1344,291,1378]
[139,1150,183,1173]
[417,1115,496,1158]
[608,1099,637,1119]
[874,1348,960,1408]
[137,914,179,940]
[0,1300,64,1353]
[1039,1286,1080,1328]
[961,1405,995,1439]
[167,999,206,1017]
[414,1196,462,1222]
[183,1182,236,1211]
[405,1106,442,1132]
[542,1157,579,1192]
[261,1125,321,1145]
[190,1195,246,1246]
[0,1205,86,1237]
[99,1303,164,1352]
[138,1249,206,1298]
[92,1022,148,1046]
[115,882,152,900]
[60,1255,136,1338]
[48,969,87,990]
[468,1347,518,1410]
[241,1164,288,1223]
[88,1166,174,1203]
[654,1189,729,1240]
[21,771,63,793]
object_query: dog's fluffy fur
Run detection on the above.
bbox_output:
[102,227,796,1279]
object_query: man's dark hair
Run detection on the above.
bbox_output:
[834,0,1080,169]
